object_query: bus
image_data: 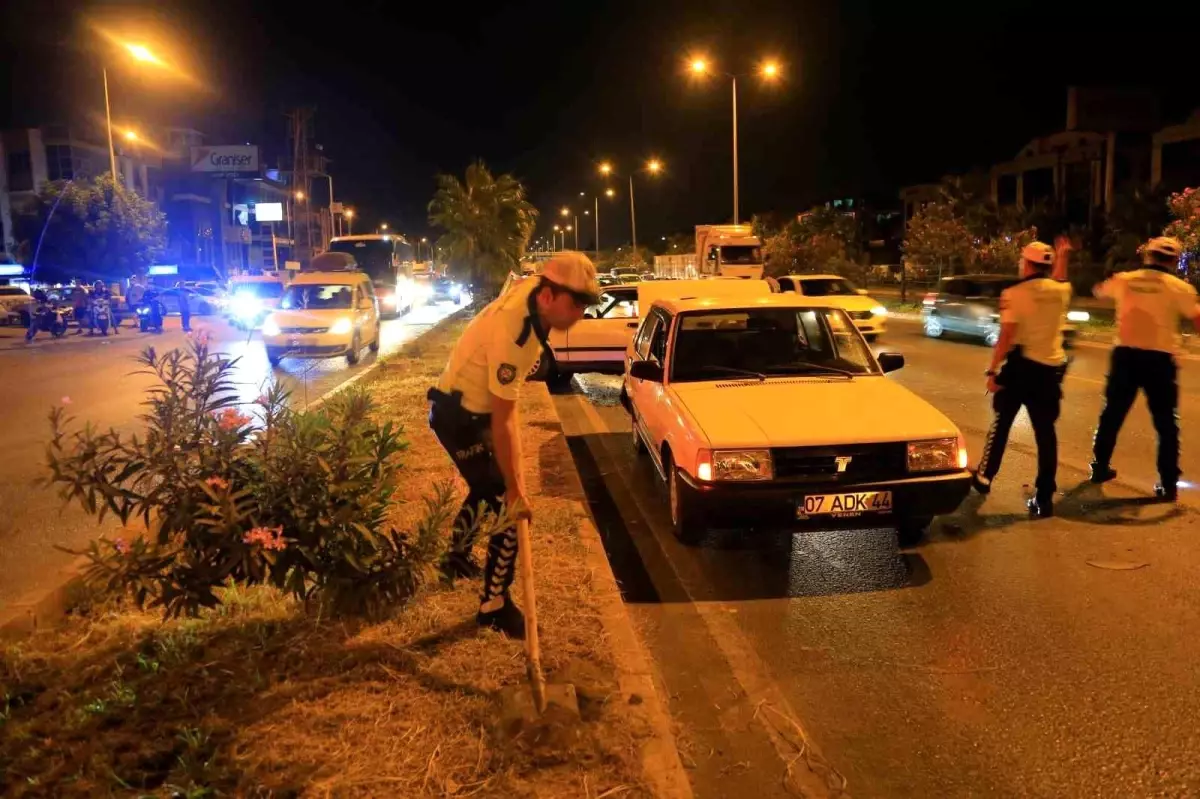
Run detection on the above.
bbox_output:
[326,234,416,317]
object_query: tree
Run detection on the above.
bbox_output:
[902,201,975,283]
[13,174,166,284]
[427,161,538,293]
[1165,188,1200,254]
[762,207,862,279]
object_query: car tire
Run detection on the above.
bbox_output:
[267,347,284,367]
[923,315,944,339]
[896,516,932,547]
[346,332,361,365]
[667,457,704,545]
[984,326,1000,348]
[368,333,380,353]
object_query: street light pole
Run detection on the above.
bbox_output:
[731,75,739,225]
[594,195,600,260]
[103,67,118,185]
[573,215,579,249]
[628,175,637,250]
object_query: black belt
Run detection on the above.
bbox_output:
[427,387,492,422]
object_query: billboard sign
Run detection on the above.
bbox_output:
[254,202,283,222]
[190,145,260,175]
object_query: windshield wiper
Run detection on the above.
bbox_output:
[695,365,766,381]
[763,363,856,378]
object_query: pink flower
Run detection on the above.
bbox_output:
[215,407,252,431]
[61,396,72,405]
[243,526,287,551]
[188,328,211,346]
[255,394,269,406]
[205,476,229,491]
[112,537,129,555]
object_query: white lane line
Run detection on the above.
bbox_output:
[568,393,847,799]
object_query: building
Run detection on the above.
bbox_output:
[1152,109,1200,193]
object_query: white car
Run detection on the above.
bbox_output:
[620,293,970,546]
[0,285,33,325]
[226,276,285,329]
[773,274,888,340]
[261,270,380,367]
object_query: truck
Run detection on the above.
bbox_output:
[694,224,764,279]
[653,253,697,280]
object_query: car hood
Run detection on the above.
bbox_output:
[804,294,879,313]
[268,309,352,327]
[671,377,960,449]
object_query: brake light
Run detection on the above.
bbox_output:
[695,449,713,482]
[923,292,937,306]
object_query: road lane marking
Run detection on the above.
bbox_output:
[568,393,848,798]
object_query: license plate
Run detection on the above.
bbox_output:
[289,336,313,347]
[796,491,893,519]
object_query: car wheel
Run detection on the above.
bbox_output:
[267,347,284,367]
[368,332,380,353]
[896,516,932,547]
[984,326,1000,348]
[667,457,704,545]
[346,332,361,365]
[923,316,944,338]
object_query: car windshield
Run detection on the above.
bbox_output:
[281,284,355,310]
[231,282,283,299]
[670,307,877,382]
[720,245,761,265]
[799,278,856,296]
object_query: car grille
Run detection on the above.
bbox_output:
[279,326,329,334]
[849,310,873,320]
[771,443,908,483]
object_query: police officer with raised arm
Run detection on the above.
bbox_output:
[1089,236,1200,501]
[428,252,599,638]
[971,237,1072,517]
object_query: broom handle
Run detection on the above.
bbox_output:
[517,517,547,713]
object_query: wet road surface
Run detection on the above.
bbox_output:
[0,302,458,607]
[553,324,1200,797]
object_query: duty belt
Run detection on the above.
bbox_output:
[427,387,492,422]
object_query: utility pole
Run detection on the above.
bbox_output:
[286,107,317,265]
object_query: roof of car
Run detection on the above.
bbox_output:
[289,270,370,285]
[943,274,1017,282]
[652,294,834,314]
[779,273,849,281]
[229,275,283,284]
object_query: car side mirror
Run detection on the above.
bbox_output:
[877,352,905,373]
[629,360,664,382]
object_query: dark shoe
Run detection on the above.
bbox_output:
[1089,463,1118,484]
[970,470,992,496]
[1154,482,1178,502]
[440,550,483,580]
[477,598,526,639]
[1027,495,1054,519]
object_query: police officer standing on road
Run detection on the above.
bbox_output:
[971,237,1073,517]
[428,252,599,638]
[1089,237,1200,501]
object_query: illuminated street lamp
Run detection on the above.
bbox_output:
[294,190,306,201]
[103,42,167,187]
[344,208,355,235]
[561,207,579,249]
[123,129,138,142]
[687,54,782,224]
[597,159,663,250]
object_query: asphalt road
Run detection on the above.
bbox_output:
[0,301,460,608]
[553,321,1200,798]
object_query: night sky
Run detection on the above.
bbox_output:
[4,0,1198,248]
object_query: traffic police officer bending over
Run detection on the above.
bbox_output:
[972,237,1072,518]
[1089,236,1200,501]
[428,252,599,638]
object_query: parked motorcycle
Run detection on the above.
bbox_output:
[90,294,116,336]
[25,293,68,341]
[136,292,166,333]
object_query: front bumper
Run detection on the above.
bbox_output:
[852,315,887,336]
[263,332,352,359]
[676,469,971,528]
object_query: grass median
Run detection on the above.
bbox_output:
[0,313,654,797]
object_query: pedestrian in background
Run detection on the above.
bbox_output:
[175,282,192,333]
[1089,237,1200,501]
[971,236,1073,518]
[70,285,90,335]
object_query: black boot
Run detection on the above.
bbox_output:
[1089,463,1118,484]
[477,595,526,639]
[969,470,992,495]
[1027,494,1054,519]
[1154,482,1178,502]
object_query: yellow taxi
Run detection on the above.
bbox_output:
[620,293,970,545]
[261,270,380,367]
[772,274,888,340]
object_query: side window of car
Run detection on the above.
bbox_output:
[634,313,661,359]
[649,313,671,363]
[777,278,794,293]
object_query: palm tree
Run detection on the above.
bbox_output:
[428,161,538,293]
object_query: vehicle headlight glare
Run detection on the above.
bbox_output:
[871,305,888,317]
[261,318,281,337]
[232,295,262,320]
[710,449,773,481]
[1067,310,1090,322]
[330,317,353,335]
[907,438,959,472]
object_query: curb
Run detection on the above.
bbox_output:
[533,382,695,799]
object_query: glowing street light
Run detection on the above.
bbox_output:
[103,40,169,186]
[685,53,784,223]
[294,190,306,201]
[599,162,613,177]
[605,188,615,198]
[560,207,570,217]
[596,160,664,249]
[125,44,163,65]
[647,158,663,174]
[123,129,138,142]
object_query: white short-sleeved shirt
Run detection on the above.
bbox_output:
[1094,269,1199,354]
[999,277,1072,366]
[436,278,547,414]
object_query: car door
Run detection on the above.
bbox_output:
[563,288,640,369]
[627,310,664,450]
[934,279,971,333]
[637,311,676,465]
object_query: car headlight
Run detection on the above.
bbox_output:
[907,438,962,472]
[261,318,281,337]
[383,294,398,307]
[1067,310,1089,323]
[696,449,774,481]
[136,306,149,316]
[329,317,353,335]
[870,305,888,317]
[231,295,262,320]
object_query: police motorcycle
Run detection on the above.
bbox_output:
[25,290,69,340]
[136,289,166,333]
[89,281,117,336]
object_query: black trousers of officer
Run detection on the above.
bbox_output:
[978,351,1064,497]
[1093,346,1180,485]
[427,391,519,606]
